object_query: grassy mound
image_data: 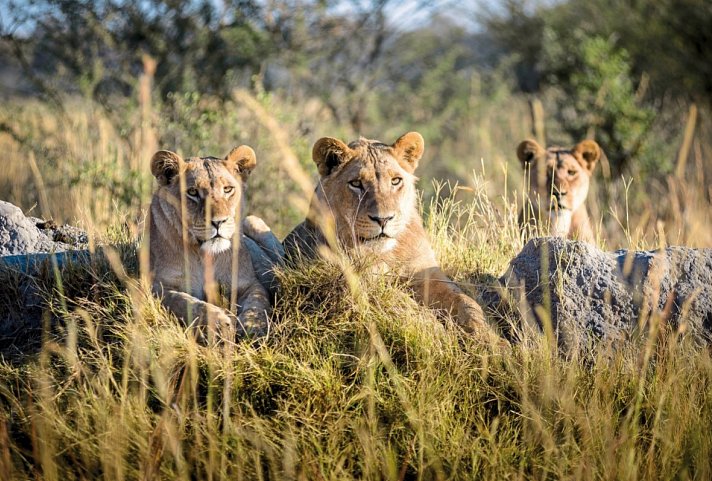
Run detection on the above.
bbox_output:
[1,194,711,480]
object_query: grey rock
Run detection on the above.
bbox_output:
[496,237,712,350]
[0,202,59,255]
[242,215,285,297]
[244,236,281,296]
[0,201,86,256]
[31,217,89,247]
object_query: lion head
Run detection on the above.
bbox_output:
[518,138,600,211]
[309,132,425,253]
[150,146,256,255]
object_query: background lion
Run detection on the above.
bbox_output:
[149,146,271,338]
[517,138,601,243]
[284,131,500,341]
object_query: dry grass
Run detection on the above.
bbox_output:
[0,194,711,479]
[0,89,711,479]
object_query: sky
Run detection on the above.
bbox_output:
[0,0,501,36]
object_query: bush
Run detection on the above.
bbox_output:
[542,31,655,175]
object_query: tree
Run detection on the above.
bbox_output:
[1,0,274,103]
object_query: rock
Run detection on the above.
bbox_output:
[242,215,285,297]
[0,201,87,257]
[32,218,89,247]
[0,202,61,255]
[495,237,712,351]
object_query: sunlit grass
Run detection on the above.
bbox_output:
[0,89,711,479]
[1,172,711,479]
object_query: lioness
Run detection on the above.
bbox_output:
[149,146,270,337]
[517,138,601,243]
[284,132,496,338]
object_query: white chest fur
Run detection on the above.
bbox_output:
[549,210,573,237]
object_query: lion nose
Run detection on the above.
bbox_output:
[368,214,395,228]
[211,218,228,229]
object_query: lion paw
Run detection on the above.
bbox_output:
[198,304,237,341]
[456,296,509,347]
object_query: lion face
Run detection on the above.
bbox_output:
[517,139,600,217]
[150,146,256,255]
[310,132,424,254]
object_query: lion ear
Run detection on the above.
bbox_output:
[312,137,352,177]
[151,150,183,186]
[572,139,601,173]
[225,145,257,177]
[516,139,545,167]
[391,131,424,173]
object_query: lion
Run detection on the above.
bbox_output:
[149,146,271,338]
[517,138,601,243]
[284,132,500,341]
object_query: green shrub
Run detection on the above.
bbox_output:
[542,31,656,175]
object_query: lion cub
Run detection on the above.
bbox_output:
[517,138,601,243]
[284,132,499,340]
[149,146,270,338]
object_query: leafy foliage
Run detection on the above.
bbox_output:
[8,0,274,101]
[542,32,655,174]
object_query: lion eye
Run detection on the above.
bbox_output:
[391,177,402,186]
[224,185,234,195]
[186,187,199,197]
[348,179,363,190]
[567,170,577,176]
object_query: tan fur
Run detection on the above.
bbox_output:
[284,132,498,341]
[149,146,270,338]
[517,139,601,243]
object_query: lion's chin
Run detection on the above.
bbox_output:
[199,237,232,255]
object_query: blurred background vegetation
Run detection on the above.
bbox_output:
[0,0,710,247]
[1,4,712,478]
